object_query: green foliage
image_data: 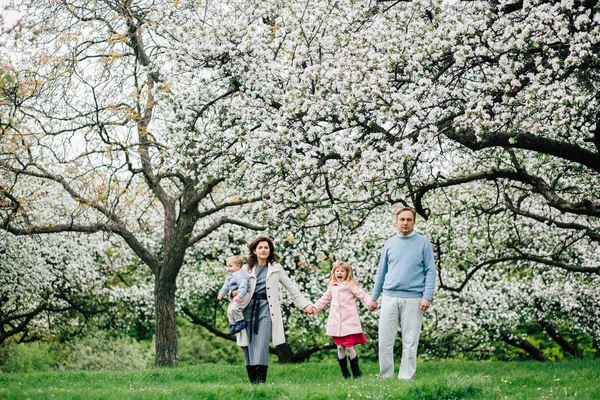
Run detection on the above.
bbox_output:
[176,319,239,365]
[57,332,153,371]
[0,340,56,373]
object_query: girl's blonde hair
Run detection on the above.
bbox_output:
[329,261,359,286]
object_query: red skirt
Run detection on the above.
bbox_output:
[332,333,367,347]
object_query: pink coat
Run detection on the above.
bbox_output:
[313,281,376,337]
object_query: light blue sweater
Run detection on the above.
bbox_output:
[371,232,436,301]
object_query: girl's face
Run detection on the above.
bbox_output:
[254,241,271,261]
[334,267,347,282]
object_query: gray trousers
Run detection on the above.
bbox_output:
[227,295,251,325]
[378,295,424,380]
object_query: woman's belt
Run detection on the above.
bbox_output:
[249,292,268,339]
[252,292,267,300]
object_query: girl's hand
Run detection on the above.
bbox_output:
[303,305,315,314]
[217,294,223,301]
[235,295,243,303]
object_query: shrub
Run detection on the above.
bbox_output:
[1,341,56,373]
[177,320,239,365]
[59,332,153,371]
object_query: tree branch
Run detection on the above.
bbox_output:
[442,125,600,174]
[438,256,524,292]
[188,217,266,247]
[508,247,600,274]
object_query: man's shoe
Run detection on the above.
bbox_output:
[227,325,236,335]
[234,320,247,333]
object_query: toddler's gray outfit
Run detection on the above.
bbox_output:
[219,269,251,325]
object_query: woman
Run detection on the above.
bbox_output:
[235,236,312,384]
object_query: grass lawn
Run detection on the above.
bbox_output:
[0,358,599,399]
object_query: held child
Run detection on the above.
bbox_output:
[218,255,251,335]
[311,262,376,379]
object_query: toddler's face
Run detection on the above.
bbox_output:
[226,262,242,273]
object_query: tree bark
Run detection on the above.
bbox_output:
[154,277,178,366]
[539,320,583,358]
[500,331,549,362]
[274,342,336,363]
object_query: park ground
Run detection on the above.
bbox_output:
[1,358,599,399]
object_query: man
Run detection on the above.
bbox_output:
[369,207,436,380]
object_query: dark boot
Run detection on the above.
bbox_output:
[246,365,258,383]
[255,365,268,383]
[349,356,362,378]
[338,357,351,379]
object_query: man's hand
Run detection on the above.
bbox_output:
[420,299,431,311]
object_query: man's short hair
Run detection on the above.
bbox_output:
[395,207,416,220]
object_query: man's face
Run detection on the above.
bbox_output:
[396,210,415,236]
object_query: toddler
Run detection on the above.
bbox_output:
[218,255,251,335]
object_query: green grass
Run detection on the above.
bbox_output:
[0,359,599,399]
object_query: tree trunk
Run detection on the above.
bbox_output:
[500,331,549,362]
[539,320,583,358]
[274,342,336,363]
[154,277,178,366]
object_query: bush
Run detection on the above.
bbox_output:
[1,340,56,373]
[177,320,240,365]
[59,332,153,371]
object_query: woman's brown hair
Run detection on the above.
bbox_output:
[247,236,278,272]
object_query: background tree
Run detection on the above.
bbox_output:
[0,0,267,366]
[0,232,111,345]
[167,0,599,359]
[2,0,598,367]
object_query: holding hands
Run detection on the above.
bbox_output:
[304,301,377,314]
[303,305,316,314]
[367,300,378,312]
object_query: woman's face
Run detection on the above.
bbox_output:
[254,241,271,261]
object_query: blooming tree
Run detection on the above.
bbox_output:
[0,0,270,366]
[0,231,111,345]
[2,0,599,364]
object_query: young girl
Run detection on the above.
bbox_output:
[311,261,376,379]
